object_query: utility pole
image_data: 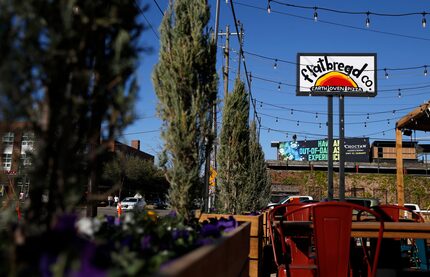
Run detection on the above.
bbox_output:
[223,25,230,99]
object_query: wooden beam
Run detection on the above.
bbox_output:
[396,128,404,206]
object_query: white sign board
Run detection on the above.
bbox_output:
[297,53,377,97]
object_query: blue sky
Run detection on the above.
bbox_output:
[123,0,430,161]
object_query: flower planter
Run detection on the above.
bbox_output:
[199,214,264,277]
[153,221,250,277]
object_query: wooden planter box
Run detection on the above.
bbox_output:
[199,214,264,277]
[153,222,250,277]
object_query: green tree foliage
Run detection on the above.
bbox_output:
[246,121,271,211]
[217,79,250,214]
[152,0,217,220]
[0,0,143,227]
[102,153,168,199]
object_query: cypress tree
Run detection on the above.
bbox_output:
[217,79,250,214]
[152,0,217,220]
[247,120,271,211]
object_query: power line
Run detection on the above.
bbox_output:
[134,0,159,39]
[230,0,261,128]
[153,0,164,15]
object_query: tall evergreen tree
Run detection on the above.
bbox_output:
[247,120,271,211]
[0,1,143,226]
[217,79,250,214]
[152,0,217,220]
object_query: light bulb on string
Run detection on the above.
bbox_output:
[398,89,402,98]
[277,83,281,91]
[383,131,385,136]
[260,102,262,108]
[286,133,288,138]
[424,65,428,76]
[364,122,367,128]
[304,136,307,142]
[393,110,396,115]
[275,117,278,123]
[387,119,390,125]
[267,0,271,14]
[319,123,322,129]
[384,68,389,79]
[422,13,427,28]
[366,113,370,120]
[313,7,318,22]
[297,121,300,126]
[273,59,277,69]
[315,112,318,119]
[268,128,270,133]
[291,109,294,115]
[365,12,370,28]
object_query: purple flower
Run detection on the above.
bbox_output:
[53,214,78,232]
[141,235,152,250]
[71,243,106,277]
[200,223,221,238]
[105,215,115,226]
[216,217,238,233]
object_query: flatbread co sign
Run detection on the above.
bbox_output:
[297,53,377,97]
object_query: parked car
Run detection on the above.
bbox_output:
[267,195,314,207]
[120,197,146,211]
[403,203,421,213]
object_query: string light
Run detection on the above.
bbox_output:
[364,122,367,128]
[273,59,278,69]
[398,89,402,98]
[423,12,427,28]
[297,121,300,126]
[315,112,318,119]
[424,65,428,76]
[275,117,278,122]
[267,0,271,14]
[365,12,370,28]
[260,102,263,108]
[268,128,270,133]
[313,7,318,22]
[291,109,294,115]
[319,123,322,129]
[366,113,370,120]
[383,131,385,136]
[387,119,390,125]
[384,68,389,79]
[277,83,281,91]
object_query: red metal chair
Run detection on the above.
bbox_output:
[270,202,385,277]
[373,204,424,223]
[268,203,315,277]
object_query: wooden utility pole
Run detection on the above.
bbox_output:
[396,127,404,206]
[223,25,230,99]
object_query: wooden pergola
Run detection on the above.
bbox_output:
[395,100,430,206]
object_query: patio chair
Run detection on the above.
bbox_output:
[268,203,315,277]
[372,204,428,271]
[271,202,385,277]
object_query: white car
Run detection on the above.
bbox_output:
[120,197,146,211]
[267,195,314,207]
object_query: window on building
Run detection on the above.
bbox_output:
[21,132,34,147]
[2,132,14,146]
[2,153,12,170]
[20,153,32,166]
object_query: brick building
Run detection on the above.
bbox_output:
[0,121,154,198]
